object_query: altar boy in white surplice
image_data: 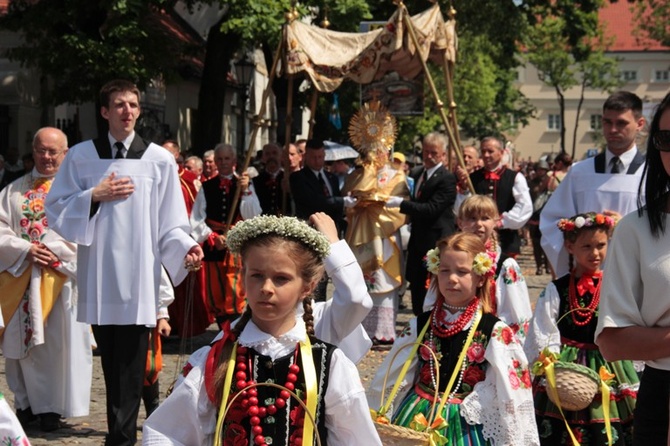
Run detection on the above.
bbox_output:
[45,80,204,446]
[540,90,646,278]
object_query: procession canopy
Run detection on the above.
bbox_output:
[283,4,457,93]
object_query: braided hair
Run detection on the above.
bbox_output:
[213,233,325,398]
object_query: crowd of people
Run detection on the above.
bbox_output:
[0,79,669,446]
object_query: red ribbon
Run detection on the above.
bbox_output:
[576,272,601,296]
[219,177,232,193]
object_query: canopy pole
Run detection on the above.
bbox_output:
[281,75,295,215]
[307,88,319,139]
[225,27,286,230]
[399,1,474,194]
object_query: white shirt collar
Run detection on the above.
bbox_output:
[238,318,307,361]
[424,162,442,179]
[605,146,638,172]
[108,132,135,150]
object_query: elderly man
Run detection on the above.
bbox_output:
[457,137,532,269]
[201,149,218,182]
[190,143,261,327]
[540,91,646,277]
[386,132,458,315]
[45,79,203,446]
[0,127,92,432]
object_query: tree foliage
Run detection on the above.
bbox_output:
[521,0,623,156]
[632,0,670,47]
[0,0,201,107]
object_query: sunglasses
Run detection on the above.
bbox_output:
[654,130,670,152]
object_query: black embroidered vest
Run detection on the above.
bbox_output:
[471,168,520,254]
[554,275,600,345]
[416,311,499,395]
[222,341,335,446]
[253,170,284,216]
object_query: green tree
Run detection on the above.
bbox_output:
[0,0,202,133]
[632,0,670,47]
[522,0,623,157]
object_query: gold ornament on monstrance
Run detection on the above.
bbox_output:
[348,100,397,160]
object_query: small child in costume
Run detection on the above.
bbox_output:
[143,214,381,445]
[424,195,533,344]
[0,393,31,446]
[368,232,539,445]
[524,212,638,445]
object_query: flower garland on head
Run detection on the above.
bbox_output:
[557,212,616,234]
[226,215,331,259]
[424,248,496,278]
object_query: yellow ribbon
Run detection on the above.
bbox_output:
[213,341,238,446]
[434,308,482,418]
[377,317,432,417]
[544,363,580,446]
[214,338,318,446]
[599,366,614,446]
[299,336,317,446]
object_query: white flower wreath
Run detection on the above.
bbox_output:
[226,215,331,259]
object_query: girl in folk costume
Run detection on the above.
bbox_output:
[342,100,410,345]
[424,195,533,344]
[368,232,539,445]
[143,214,381,445]
[524,212,638,445]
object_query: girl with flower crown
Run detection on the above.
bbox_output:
[424,195,533,345]
[367,232,539,445]
[524,212,638,445]
[143,214,381,445]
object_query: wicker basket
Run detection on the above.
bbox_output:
[548,361,600,411]
[373,342,442,446]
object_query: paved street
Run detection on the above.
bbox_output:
[0,244,551,444]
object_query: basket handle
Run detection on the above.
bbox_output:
[219,382,323,446]
[377,339,441,426]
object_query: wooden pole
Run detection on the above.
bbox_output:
[225,29,286,230]
[399,2,474,194]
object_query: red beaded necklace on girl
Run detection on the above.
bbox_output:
[568,270,602,326]
[431,295,480,338]
[233,344,305,446]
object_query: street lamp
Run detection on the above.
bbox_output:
[234,56,255,158]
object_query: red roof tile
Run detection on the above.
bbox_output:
[600,0,668,51]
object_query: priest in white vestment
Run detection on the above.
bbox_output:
[0,127,92,432]
[45,80,203,446]
[540,91,646,277]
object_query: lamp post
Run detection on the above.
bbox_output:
[234,56,255,160]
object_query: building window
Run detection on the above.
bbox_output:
[590,114,603,131]
[547,114,561,131]
[654,70,670,82]
[621,70,638,82]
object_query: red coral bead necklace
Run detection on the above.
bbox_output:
[233,345,304,446]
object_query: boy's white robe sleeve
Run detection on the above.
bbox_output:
[524,283,561,365]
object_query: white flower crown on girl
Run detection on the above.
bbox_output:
[226,215,331,259]
[425,248,496,277]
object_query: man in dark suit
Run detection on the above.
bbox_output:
[290,139,352,229]
[386,132,457,315]
[290,139,355,300]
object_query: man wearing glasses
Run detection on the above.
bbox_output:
[0,127,92,432]
[540,91,646,277]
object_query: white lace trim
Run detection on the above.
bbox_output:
[461,379,539,446]
[238,319,306,360]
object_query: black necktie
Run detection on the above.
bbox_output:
[417,170,428,198]
[610,156,622,174]
[317,172,330,197]
[114,141,125,159]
